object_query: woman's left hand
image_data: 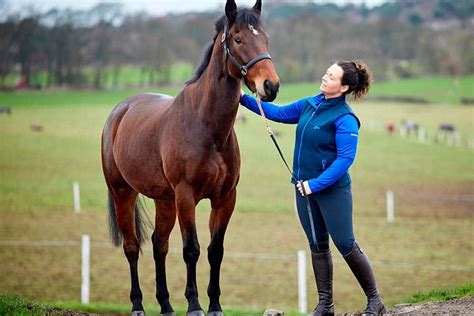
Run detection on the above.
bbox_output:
[297,181,312,196]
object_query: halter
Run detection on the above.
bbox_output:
[221,22,272,77]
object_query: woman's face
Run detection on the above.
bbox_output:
[320,63,348,98]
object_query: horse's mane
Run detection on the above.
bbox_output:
[185,8,262,85]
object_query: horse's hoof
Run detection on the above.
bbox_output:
[187,310,205,316]
[160,313,176,316]
[208,311,223,316]
[132,311,145,316]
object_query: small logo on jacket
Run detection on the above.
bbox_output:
[313,125,320,129]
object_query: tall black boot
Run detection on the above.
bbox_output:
[343,242,386,315]
[311,251,335,316]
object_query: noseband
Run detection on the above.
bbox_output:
[221,23,272,77]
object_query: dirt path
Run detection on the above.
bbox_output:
[385,296,474,315]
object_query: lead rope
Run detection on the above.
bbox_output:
[254,93,319,252]
[255,93,294,181]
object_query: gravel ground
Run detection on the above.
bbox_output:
[385,296,474,315]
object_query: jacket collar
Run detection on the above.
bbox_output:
[307,93,346,110]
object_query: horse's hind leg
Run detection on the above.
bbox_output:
[175,183,204,315]
[152,198,177,316]
[207,189,236,316]
[112,188,145,314]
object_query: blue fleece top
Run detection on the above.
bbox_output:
[240,92,359,193]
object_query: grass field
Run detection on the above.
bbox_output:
[3,63,195,89]
[5,67,474,105]
[2,284,473,315]
[0,78,473,314]
[276,76,474,105]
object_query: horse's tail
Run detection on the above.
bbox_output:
[107,191,122,247]
[107,191,151,249]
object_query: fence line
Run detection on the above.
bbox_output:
[354,190,474,202]
[1,239,472,272]
[364,120,474,150]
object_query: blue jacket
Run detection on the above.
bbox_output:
[240,93,360,192]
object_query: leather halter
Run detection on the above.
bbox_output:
[221,22,272,77]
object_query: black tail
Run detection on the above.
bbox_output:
[107,191,151,248]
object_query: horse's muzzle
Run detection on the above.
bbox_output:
[263,80,280,102]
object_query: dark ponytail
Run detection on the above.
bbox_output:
[337,60,372,100]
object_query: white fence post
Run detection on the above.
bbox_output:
[73,182,81,213]
[297,250,307,314]
[418,127,426,143]
[400,125,407,137]
[386,191,394,223]
[81,234,90,304]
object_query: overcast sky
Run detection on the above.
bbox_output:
[3,0,387,17]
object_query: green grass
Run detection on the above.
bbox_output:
[0,80,473,313]
[5,64,474,105]
[3,62,194,89]
[272,75,474,105]
[0,294,301,315]
[0,88,182,108]
[405,283,474,304]
[369,76,474,105]
[2,284,473,315]
[0,294,51,316]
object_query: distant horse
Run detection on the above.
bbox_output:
[401,119,419,136]
[439,123,455,133]
[437,122,457,144]
[0,106,11,115]
[101,1,280,315]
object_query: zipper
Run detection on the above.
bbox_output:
[322,159,327,170]
[296,110,316,180]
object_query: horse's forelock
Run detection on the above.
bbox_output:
[215,8,261,33]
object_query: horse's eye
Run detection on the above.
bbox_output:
[234,36,242,44]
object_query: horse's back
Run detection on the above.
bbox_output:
[101,93,174,175]
[104,92,174,133]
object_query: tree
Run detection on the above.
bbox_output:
[0,21,16,86]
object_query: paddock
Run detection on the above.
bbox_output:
[0,90,473,313]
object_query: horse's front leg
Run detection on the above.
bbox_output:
[175,183,205,316]
[207,189,236,316]
[152,198,177,316]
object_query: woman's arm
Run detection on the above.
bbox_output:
[240,93,306,124]
[307,114,359,193]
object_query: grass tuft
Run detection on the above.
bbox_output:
[405,283,474,304]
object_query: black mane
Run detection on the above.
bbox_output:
[185,8,262,85]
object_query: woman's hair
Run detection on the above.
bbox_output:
[336,60,372,100]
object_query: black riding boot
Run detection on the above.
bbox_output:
[343,242,386,315]
[311,251,335,316]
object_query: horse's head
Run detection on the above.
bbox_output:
[223,0,280,102]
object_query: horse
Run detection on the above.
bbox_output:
[0,106,11,115]
[100,1,280,315]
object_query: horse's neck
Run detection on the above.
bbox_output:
[183,39,241,145]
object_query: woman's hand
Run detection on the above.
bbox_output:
[297,181,312,196]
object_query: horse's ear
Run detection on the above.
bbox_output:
[253,0,262,17]
[225,0,237,25]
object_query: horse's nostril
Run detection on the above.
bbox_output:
[274,82,280,94]
[264,80,272,91]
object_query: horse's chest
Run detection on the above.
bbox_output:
[190,150,238,197]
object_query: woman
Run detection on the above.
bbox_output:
[240,60,385,315]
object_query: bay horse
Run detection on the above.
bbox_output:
[101,0,280,315]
